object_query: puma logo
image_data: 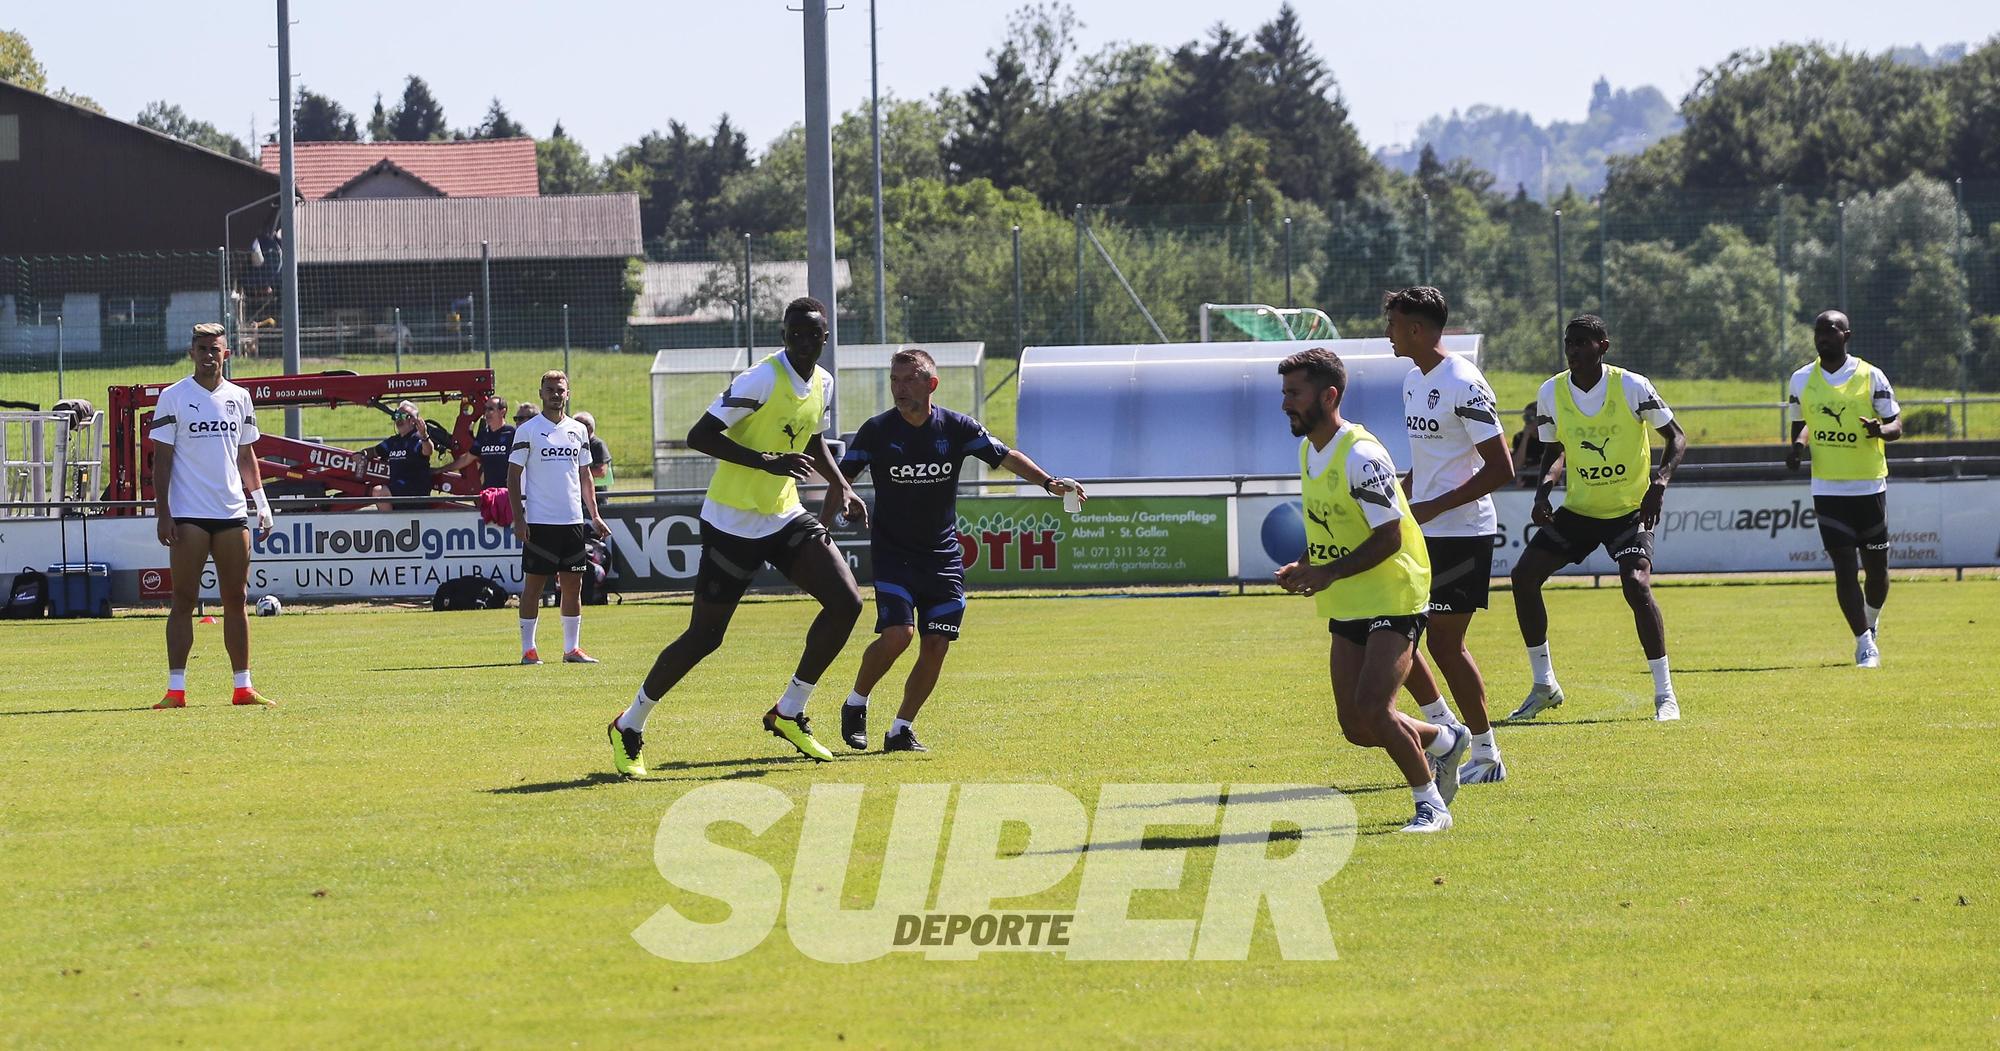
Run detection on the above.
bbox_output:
[781,422,805,448]
[1305,507,1330,532]
[1578,437,1610,460]
[1819,405,1847,426]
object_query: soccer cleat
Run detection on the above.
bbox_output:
[1399,800,1453,833]
[1430,725,1470,805]
[607,717,647,778]
[764,706,834,762]
[520,649,542,666]
[1505,683,1564,722]
[840,703,868,750]
[563,648,599,664]
[883,726,929,752]
[1460,750,1508,785]
[1654,695,1681,722]
[1855,632,1880,669]
[230,687,276,707]
[154,690,187,710]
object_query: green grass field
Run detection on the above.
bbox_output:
[10,352,1994,489]
[5,578,1995,1048]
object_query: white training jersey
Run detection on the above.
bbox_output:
[1535,369,1676,441]
[1305,424,1404,532]
[509,413,590,525]
[149,375,260,520]
[1788,358,1900,497]
[1402,354,1504,537]
[698,353,834,539]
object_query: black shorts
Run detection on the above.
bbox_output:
[522,523,591,576]
[873,552,966,639]
[1528,507,1655,566]
[1328,612,1428,648]
[693,515,835,604]
[174,517,247,535]
[1814,493,1889,552]
[1423,535,1493,614]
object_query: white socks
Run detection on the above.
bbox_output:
[233,669,252,689]
[561,615,582,653]
[891,717,913,734]
[776,677,814,718]
[1649,655,1674,698]
[1864,603,1882,633]
[1469,728,1498,755]
[845,691,869,709]
[1412,781,1446,810]
[619,686,658,733]
[1527,643,1557,686]
[1419,697,1459,726]
[168,669,186,691]
[519,617,538,653]
[1423,723,1458,757]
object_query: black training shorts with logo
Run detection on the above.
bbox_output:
[1423,535,1494,614]
[693,515,835,604]
[1527,506,1655,567]
[1813,493,1889,552]
[1328,612,1428,648]
[522,522,592,576]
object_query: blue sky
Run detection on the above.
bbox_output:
[11,1,1995,159]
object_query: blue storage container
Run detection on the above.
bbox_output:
[47,562,111,618]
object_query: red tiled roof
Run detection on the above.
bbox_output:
[259,138,538,199]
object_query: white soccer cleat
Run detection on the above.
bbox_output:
[1459,752,1508,784]
[1430,725,1470,805]
[1399,800,1453,833]
[1505,683,1564,722]
[1855,632,1881,669]
[1654,695,1681,721]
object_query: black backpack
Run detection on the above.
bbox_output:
[432,575,509,612]
[4,568,48,619]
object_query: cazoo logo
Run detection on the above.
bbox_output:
[1813,429,1861,444]
[1406,415,1440,433]
[889,462,955,481]
[1575,463,1629,481]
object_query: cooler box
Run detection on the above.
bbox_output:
[47,562,111,618]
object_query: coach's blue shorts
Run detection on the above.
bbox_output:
[872,553,965,639]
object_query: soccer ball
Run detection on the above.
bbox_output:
[256,595,284,617]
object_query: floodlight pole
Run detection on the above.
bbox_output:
[275,0,303,438]
[803,0,840,437]
[870,0,887,345]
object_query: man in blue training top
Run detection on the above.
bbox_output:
[838,348,1084,752]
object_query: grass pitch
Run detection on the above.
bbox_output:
[4,578,1996,1048]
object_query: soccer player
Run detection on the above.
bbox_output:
[607,298,869,776]
[1786,309,1901,667]
[507,371,610,665]
[1274,348,1467,833]
[835,348,1083,753]
[1507,315,1689,723]
[150,322,276,709]
[1386,288,1515,783]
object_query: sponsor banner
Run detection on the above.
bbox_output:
[1236,478,2000,580]
[956,497,1229,585]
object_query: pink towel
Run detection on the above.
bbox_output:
[479,487,513,527]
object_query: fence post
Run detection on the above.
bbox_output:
[1955,176,1968,437]
[1552,208,1565,365]
[1011,224,1024,355]
[1774,184,1787,369]
[901,294,912,343]
[480,240,493,368]
[562,303,572,378]
[394,306,403,372]
[1836,199,1848,314]
[744,233,755,359]
[55,315,64,400]
[1283,217,1294,309]
[1421,193,1433,286]
[1243,196,1255,303]
[1596,201,1607,319]
[1074,204,1085,343]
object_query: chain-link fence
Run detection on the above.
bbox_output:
[6,177,1998,486]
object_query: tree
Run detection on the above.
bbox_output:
[1242,3,1374,202]
[382,76,448,141]
[367,94,391,141]
[946,45,1037,188]
[293,88,361,142]
[136,101,251,159]
[1165,24,1248,140]
[1005,1,1081,107]
[1127,127,1282,214]
[537,122,601,195]
[1946,42,2000,180]
[472,98,526,140]
[1,29,47,91]
[612,115,755,248]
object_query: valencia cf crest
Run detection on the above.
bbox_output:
[935,438,951,455]
[1427,389,1440,410]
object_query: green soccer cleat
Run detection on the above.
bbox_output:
[763,706,834,762]
[607,717,647,778]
